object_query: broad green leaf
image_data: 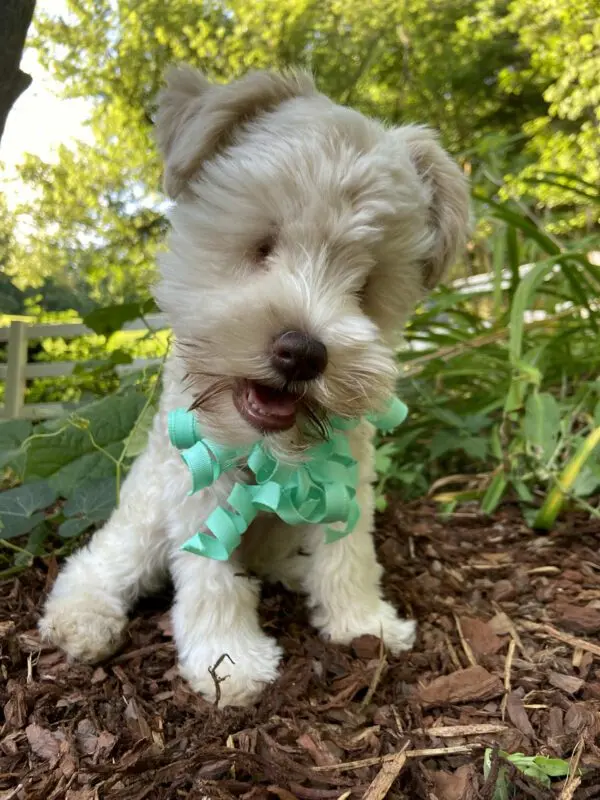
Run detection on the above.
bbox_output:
[430,432,488,461]
[62,477,117,522]
[0,482,57,539]
[122,402,158,459]
[523,391,561,462]
[571,461,600,497]
[0,419,32,474]
[72,349,134,375]
[83,298,157,336]
[531,756,571,778]
[24,392,147,495]
[459,437,489,461]
[429,431,459,459]
[59,517,95,539]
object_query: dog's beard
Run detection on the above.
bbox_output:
[176,330,396,459]
[184,368,331,447]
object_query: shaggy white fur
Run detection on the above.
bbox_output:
[39,66,469,707]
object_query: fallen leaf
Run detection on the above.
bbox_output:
[458,617,505,657]
[548,671,584,695]
[418,666,503,708]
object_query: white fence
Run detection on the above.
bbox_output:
[0,313,168,420]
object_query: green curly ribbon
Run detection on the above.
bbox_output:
[168,397,407,560]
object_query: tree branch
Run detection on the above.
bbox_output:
[0,0,37,144]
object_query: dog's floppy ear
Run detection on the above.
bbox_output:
[396,126,470,289]
[155,65,318,198]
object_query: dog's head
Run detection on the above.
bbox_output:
[154,66,469,454]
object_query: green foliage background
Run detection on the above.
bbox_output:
[0,0,599,575]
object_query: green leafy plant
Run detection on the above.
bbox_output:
[483,748,574,797]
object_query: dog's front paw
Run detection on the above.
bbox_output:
[315,600,417,654]
[39,594,127,663]
[179,635,283,707]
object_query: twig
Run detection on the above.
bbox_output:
[538,623,600,658]
[312,743,484,773]
[360,636,387,709]
[559,736,585,800]
[481,747,502,800]
[411,723,508,738]
[0,784,24,800]
[454,614,477,667]
[110,641,175,664]
[208,653,235,708]
[501,638,516,721]
[361,744,408,800]
[0,539,33,557]
[443,633,463,671]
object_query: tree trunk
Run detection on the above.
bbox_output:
[0,0,37,144]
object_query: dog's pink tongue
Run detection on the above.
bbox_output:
[248,383,297,417]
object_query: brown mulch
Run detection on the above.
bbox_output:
[2,502,600,799]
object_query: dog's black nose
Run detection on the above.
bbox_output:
[271,331,328,382]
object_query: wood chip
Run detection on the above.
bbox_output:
[428,765,477,800]
[417,666,503,708]
[489,610,527,655]
[297,732,340,767]
[351,634,382,660]
[361,747,407,800]
[25,723,63,762]
[76,719,98,756]
[458,616,505,657]
[548,671,585,695]
[555,603,600,634]
[505,692,535,738]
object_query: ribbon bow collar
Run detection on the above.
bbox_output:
[168,397,407,560]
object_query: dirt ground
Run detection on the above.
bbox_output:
[2,501,600,799]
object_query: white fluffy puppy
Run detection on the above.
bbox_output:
[40,67,469,707]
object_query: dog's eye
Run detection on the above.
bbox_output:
[356,280,369,305]
[253,234,276,264]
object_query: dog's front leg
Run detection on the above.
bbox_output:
[302,481,416,654]
[170,547,282,707]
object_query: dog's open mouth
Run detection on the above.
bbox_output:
[234,379,299,433]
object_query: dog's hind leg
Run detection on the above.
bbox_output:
[39,430,172,663]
